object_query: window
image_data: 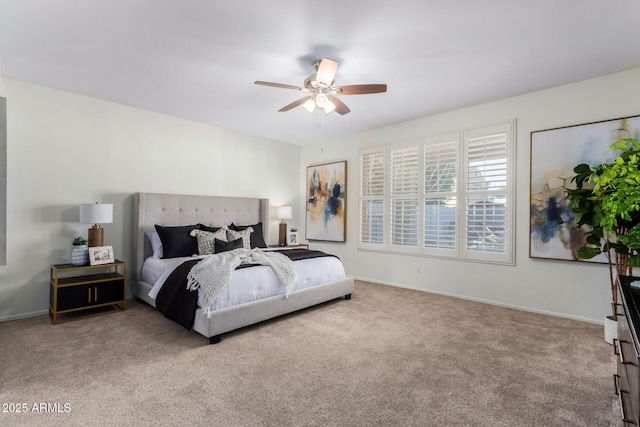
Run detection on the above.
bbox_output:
[358,121,514,264]
[359,148,385,249]
[390,143,419,250]
[424,135,458,255]
[463,125,510,261]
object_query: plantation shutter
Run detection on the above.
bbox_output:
[464,126,509,257]
[360,149,386,246]
[357,120,514,264]
[390,144,420,248]
[424,137,458,251]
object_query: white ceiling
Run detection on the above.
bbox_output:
[2,1,640,145]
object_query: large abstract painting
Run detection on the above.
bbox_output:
[306,161,346,242]
[530,115,640,262]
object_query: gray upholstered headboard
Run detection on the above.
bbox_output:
[133,192,269,281]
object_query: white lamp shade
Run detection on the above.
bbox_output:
[276,206,292,220]
[80,203,113,224]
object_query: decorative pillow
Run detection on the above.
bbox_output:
[214,237,243,253]
[226,227,254,249]
[145,231,163,259]
[198,223,222,233]
[230,222,267,248]
[155,224,201,259]
[190,226,228,255]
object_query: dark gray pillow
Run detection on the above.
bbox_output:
[155,224,200,258]
[214,237,244,253]
[198,223,222,233]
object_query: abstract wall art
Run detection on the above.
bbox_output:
[306,160,347,242]
[530,114,640,262]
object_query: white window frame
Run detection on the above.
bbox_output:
[357,120,515,265]
[461,122,514,264]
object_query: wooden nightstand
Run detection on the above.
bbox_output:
[49,260,127,324]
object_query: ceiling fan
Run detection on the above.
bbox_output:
[255,58,387,115]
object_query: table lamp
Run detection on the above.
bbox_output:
[80,202,113,247]
[276,206,292,247]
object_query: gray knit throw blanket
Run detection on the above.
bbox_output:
[186,248,297,317]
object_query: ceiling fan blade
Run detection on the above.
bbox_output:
[327,95,350,115]
[316,58,338,87]
[336,84,387,95]
[279,96,312,112]
[254,81,306,91]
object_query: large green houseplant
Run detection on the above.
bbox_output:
[566,138,640,321]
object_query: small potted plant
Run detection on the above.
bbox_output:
[566,138,640,342]
[73,237,87,246]
[71,236,89,265]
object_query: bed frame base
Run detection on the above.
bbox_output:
[192,277,354,343]
[205,291,354,344]
[133,276,355,344]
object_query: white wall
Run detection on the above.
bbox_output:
[301,67,640,324]
[0,78,301,321]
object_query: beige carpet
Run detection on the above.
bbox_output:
[0,280,621,426]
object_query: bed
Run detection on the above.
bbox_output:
[132,192,354,344]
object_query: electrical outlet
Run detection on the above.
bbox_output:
[416,265,421,273]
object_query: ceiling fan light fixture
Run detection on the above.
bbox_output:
[302,98,316,113]
[315,93,329,108]
[322,101,336,114]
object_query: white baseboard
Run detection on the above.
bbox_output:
[352,275,603,326]
[0,309,49,323]
[0,294,137,323]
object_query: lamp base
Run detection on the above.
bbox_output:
[88,226,104,247]
[279,222,287,247]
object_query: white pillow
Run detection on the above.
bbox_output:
[146,231,163,259]
[226,227,254,250]
[190,226,228,255]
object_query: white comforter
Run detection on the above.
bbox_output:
[145,252,346,312]
[187,248,296,317]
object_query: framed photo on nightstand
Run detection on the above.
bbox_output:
[89,245,114,265]
[287,232,299,245]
